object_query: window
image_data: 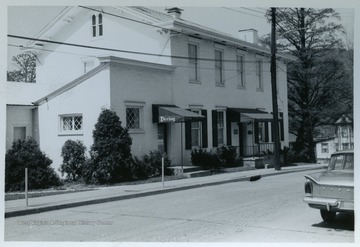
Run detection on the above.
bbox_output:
[341,128,348,138]
[256,60,263,90]
[321,143,329,153]
[185,109,208,150]
[188,44,200,82]
[98,14,103,36]
[60,115,83,134]
[92,14,103,37]
[191,110,202,147]
[126,108,140,129]
[92,15,96,37]
[258,122,266,142]
[217,111,224,145]
[215,50,224,86]
[329,153,354,171]
[237,55,245,88]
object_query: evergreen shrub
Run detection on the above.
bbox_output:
[5,138,62,192]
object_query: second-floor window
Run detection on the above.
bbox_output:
[92,13,103,37]
[321,143,329,153]
[256,60,263,90]
[215,50,224,86]
[188,44,200,82]
[237,55,245,88]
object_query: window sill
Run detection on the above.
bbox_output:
[237,86,246,90]
[58,133,84,137]
[128,129,145,134]
[256,88,264,92]
[189,79,201,84]
[216,83,225,87]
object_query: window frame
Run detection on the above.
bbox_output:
[190,109,202,148]
[91,13,104,38]
[125,102,145,134]
[59,114,83,136]
[188,43,200,83]
[236,54,245,89]
[256,59,263,91]
[217,111,225,146]
[215,49,224,86]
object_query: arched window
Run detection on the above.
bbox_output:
[91,13,103,37]
[92,15,97,37]
[98,14,103,36]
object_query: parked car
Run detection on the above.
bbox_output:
[303,150,354,223]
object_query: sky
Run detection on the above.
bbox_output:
[6,5,354,70]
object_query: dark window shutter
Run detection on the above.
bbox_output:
[185,121,192,150]
[201,110,208,148]
[254,120,259,144]
[280,119,284,141]
[226,110,232,146]
[265,121,269,142]
[212,110,218,147]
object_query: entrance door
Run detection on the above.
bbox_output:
[231,122,239,147]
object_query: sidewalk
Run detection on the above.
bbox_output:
[5,163,326,218]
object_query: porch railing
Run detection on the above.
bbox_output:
[244,143,274,157]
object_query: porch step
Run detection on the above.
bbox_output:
[168,166,211,178]
[183,170,211,178]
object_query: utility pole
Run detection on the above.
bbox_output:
[271,7,281,171]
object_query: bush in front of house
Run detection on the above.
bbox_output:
[5,138,62,192]
[85,108,133,184]
[216,146,238,167]
[131,151,173,180]
[59,140,87,181]
[191,148,222,170]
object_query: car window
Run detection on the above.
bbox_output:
[344,154,354,170]
[329,153,353,171]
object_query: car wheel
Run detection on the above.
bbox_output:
[320,210,336,223]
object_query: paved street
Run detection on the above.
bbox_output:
[4,170,354,242]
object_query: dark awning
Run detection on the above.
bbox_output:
[229,108,274,122]
[153,104,204,123]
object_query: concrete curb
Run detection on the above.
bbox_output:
[5,166,323,218]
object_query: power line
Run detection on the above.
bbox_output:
[240,7,266,15]
[8,35,275,64]
[221,7,266,19]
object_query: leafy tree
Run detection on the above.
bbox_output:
[59,140,87,181]
[5,138,62,192]
[7,53,36,82]
[262,8,352,162]
[86,109,133,184]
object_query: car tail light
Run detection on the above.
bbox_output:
[305,180,312,196]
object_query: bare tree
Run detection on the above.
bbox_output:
[7,53,36,83]
[263,8,352,161]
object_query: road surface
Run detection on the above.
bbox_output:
[4,170,354,242]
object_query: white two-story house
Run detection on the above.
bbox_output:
[7,6,293,174]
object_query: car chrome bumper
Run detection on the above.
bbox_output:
[303,197,354,212]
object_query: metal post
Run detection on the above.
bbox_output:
[162,156,165,188]
[25,168,28,207]
[181,122,184,174]
[271,7,281,170]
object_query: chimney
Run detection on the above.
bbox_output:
[238,29,258,45]
[166,7,183,19]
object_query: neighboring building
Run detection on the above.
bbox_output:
[6,6,293,175]
[315,113,353,163]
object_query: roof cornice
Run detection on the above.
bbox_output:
[99,56,176,72]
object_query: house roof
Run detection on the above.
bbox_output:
[6,81,65,106]
[24,6,295,61]
[335,114,353,125]
[33,56,175,106]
